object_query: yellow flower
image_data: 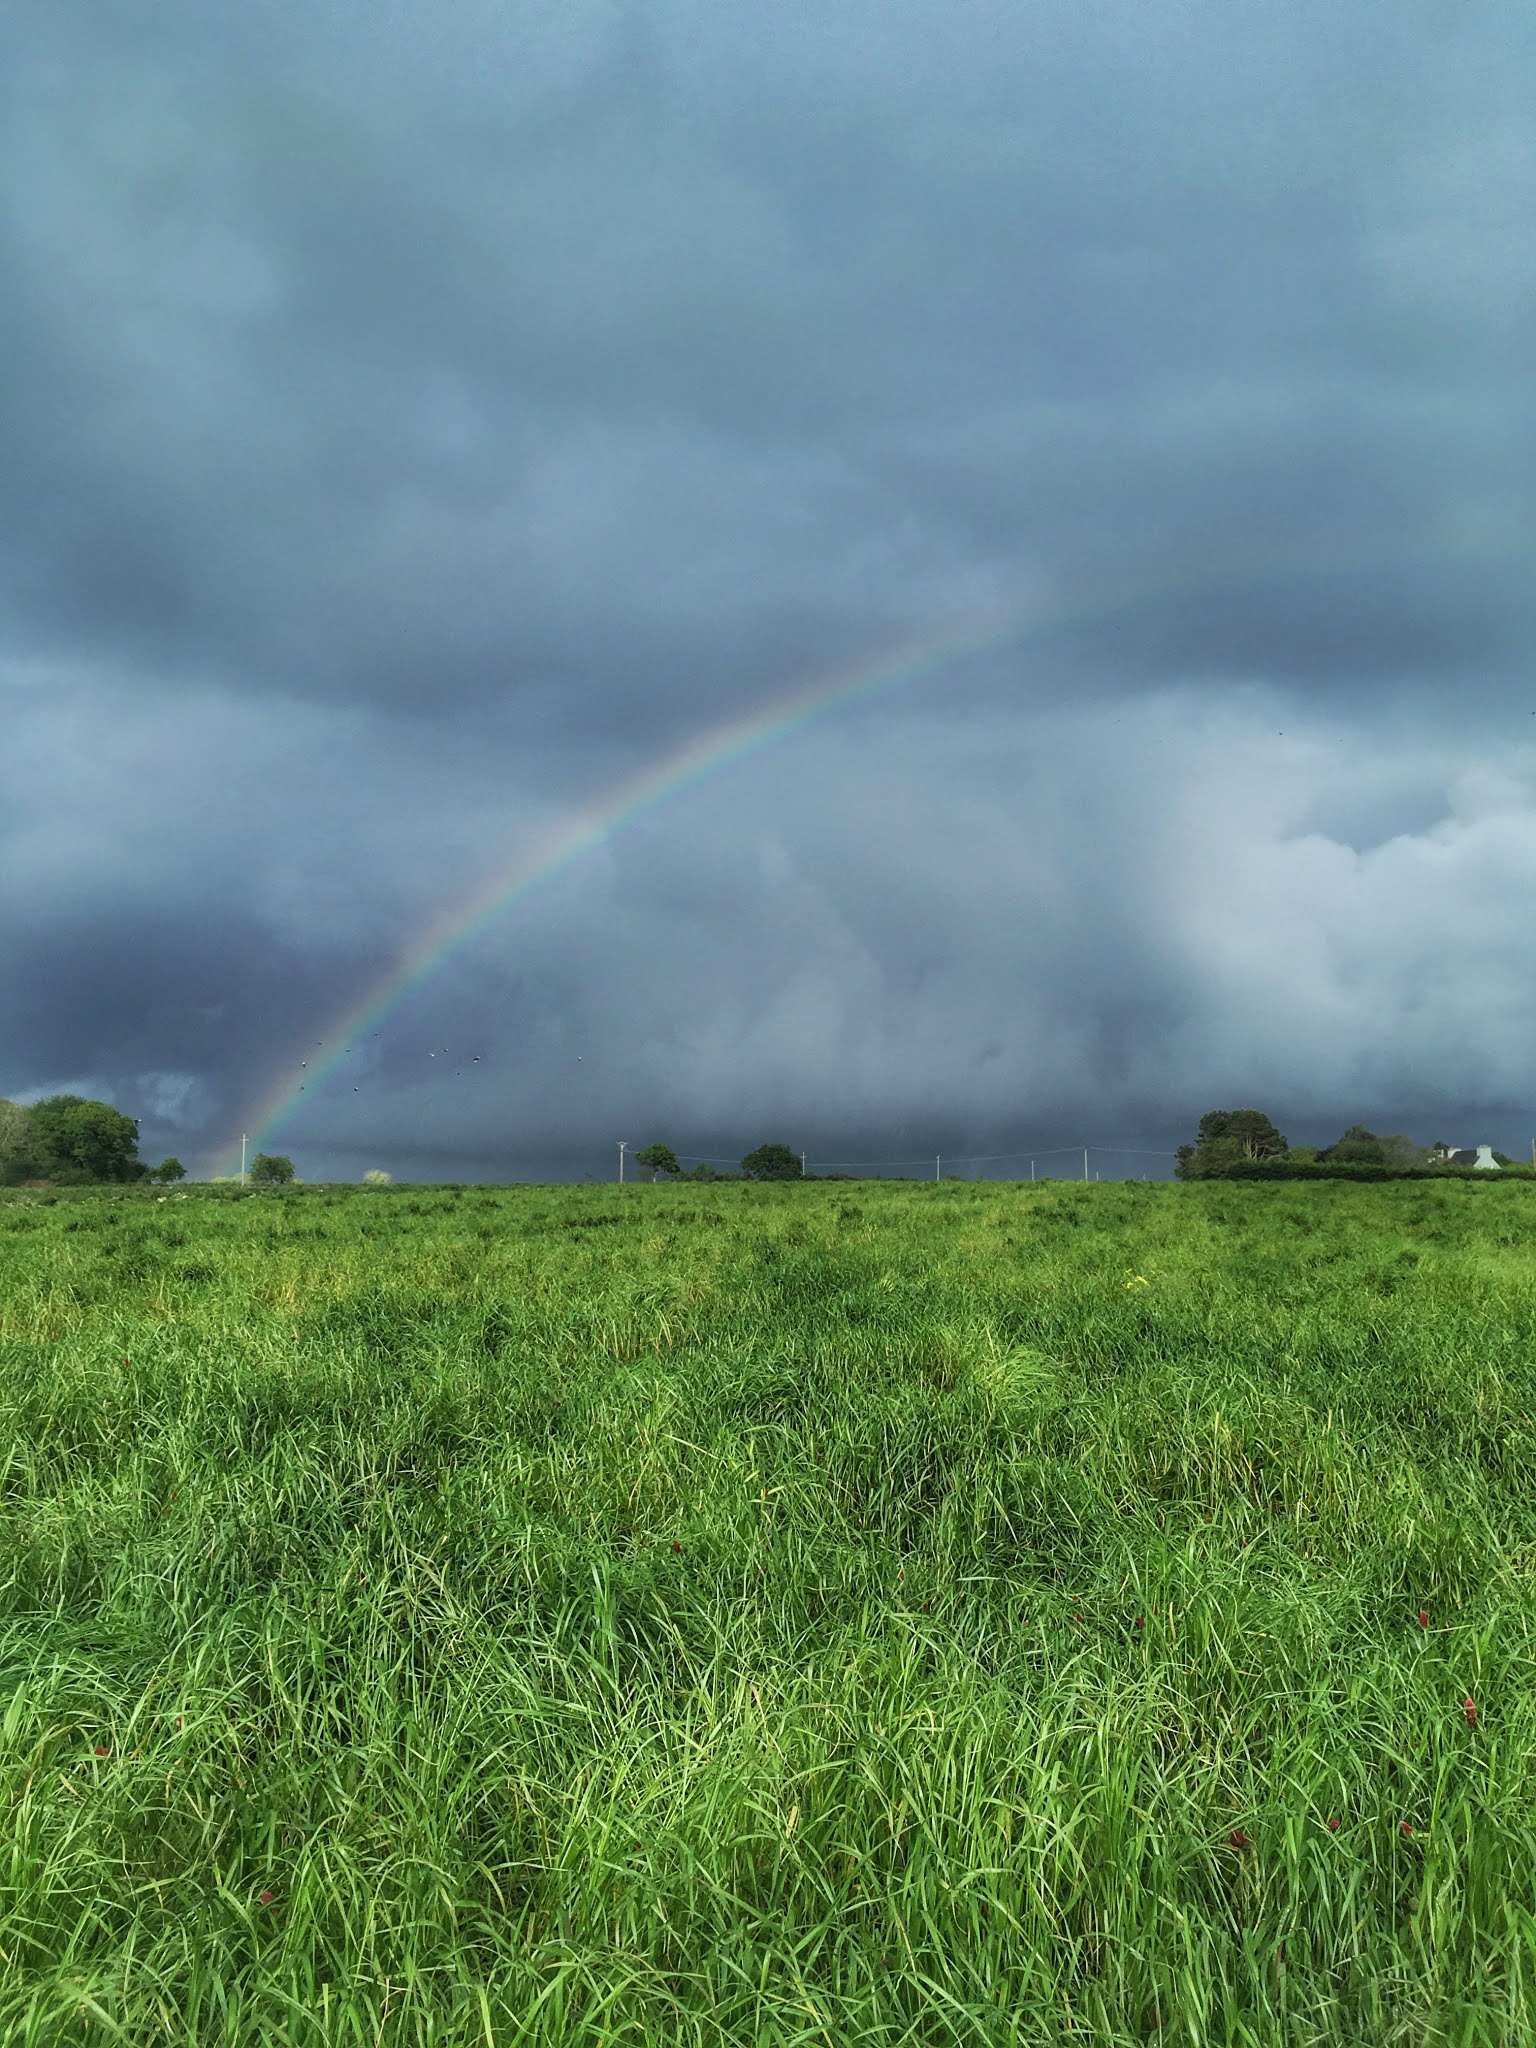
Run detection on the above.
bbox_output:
[1125,1274,1149,1287]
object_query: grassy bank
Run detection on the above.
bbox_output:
[1,1177,1534,2044]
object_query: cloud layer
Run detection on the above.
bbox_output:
[3,0,1533,1176]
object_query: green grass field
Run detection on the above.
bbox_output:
[2,1176,1534,2045]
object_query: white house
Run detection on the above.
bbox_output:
[1428,1144,1500,1169]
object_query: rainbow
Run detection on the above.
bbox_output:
[222,529,1472,1172]
[224,597,1019,1171]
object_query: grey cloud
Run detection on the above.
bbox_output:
[3,0,1534,1175]
[224,694,1536,1178]
[7,0,1527,721]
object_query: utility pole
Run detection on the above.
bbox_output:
[241,1133,247,1184]
[1030,1159,1035,1182]
[617,1141,626,1183]
[1084,1147,1089,1182]
[935,1155,940,1182]
[800,1152,806,1177]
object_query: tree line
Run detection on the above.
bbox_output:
[1175,1109,1517,1180]
[0,1095,306,1189]
[635,1143,811,1182]
[0,1094,190,1187]
[11,1092,1510,1193]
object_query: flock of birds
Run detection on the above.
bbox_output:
[293,1035,487,1094]
[286,1038,585,1097]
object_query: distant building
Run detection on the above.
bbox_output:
[1429,1144,1500,1170]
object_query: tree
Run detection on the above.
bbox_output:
[1320,1124,1384,1166]
[741,1143,803,1181]
[150,1157,186,1184]
[363,1169,392,1187]
[1377,1133,1428,1170]
[28,1096,143,1184]
[1175,1109,1288,1180]
[635,1143,681,1182]
[249,1153,295,1186]
[0,1100,40,1185]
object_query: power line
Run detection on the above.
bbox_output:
[663,1142,1177,1176]
[1084,1144,1183,1156]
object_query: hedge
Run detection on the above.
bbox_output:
[1199,1160,1535,1183]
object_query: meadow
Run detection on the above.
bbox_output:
[1,1175,1534,2045]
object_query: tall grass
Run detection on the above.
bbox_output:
[1,1177,1534,2043]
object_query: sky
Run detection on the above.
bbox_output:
[2,0,1533,1182]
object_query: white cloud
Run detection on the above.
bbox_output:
[134,1070,207,1129]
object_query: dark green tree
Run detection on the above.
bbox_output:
[1376,1133,1428,1170]
[28,1096,143,1184]
[635,1143,682,1181]
[1175,1108,1288,1180]
[1320,1124,1385,1165]
[248,1153,295,1186]
[0,1100,41,1185]
[741,1143,803,1181]
[150,1157,187,1184]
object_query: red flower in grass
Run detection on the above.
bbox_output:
[1401,1822,1414,1837]
[258,1890,275,1906]
[1327,1817,1340,1832]
[1465,1697,1478,1729]
[1419,1609,1429,1630]
[1229,1829,1250,1851]
[1134,1616,1144,1630]
[671,1542,682,1554]
[94,1746,110,1758]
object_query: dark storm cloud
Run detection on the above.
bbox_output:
[3,0,1534,1175]
[7,0,1530,718]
